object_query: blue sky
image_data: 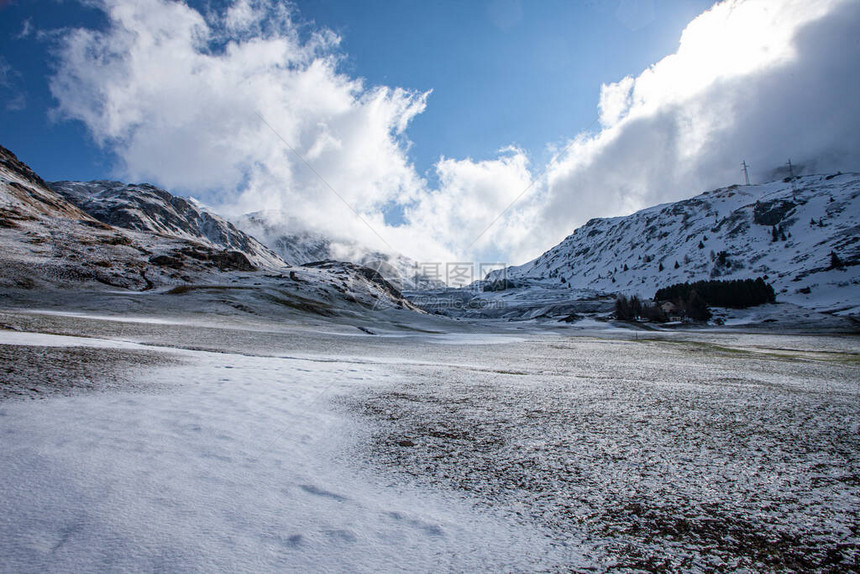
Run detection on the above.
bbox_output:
[1,0,858,267]
[296,0,711,174]
[0,1,112,180]
[1,0,709,181]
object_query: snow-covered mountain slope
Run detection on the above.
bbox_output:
[0,150,282,291]
[0,147,94,222]
[489,174,860,315]
[0,145,418,314]
[51,180,285,269]
[236,212,446,291]
[0,145,176,291]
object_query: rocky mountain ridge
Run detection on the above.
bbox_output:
[50,180,285,269]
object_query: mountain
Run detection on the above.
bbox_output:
[0,144,417,315]
[234,213,333,266]
[0,147,93,222]
[0,145,197,291]
[488,174,860,316]
[50,180,284,269]
[236,212,446,291]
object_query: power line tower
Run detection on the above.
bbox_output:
[741,160,751,186]
[786,158,794,179]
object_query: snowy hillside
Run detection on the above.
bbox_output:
[0,147,93,222]
[51,180,285,269]
[489,174,860,316]
[0,145,189,291]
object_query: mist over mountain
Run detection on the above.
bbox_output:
[234,212,444,290]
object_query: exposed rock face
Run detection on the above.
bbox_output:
[211,250,255,272]
[303,260,406,301]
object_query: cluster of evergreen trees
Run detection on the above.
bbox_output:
[615,292,712,322]
[654,277,775,309]
[771,224,788,242]
[614,277,776,324]
[614,295,669,322]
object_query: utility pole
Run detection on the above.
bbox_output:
[741,160,751,186]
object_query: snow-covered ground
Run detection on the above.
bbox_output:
[0,325,570,573]
[1,304,858,572]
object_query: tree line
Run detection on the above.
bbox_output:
[655,277,775,309]
[614,277,775,323]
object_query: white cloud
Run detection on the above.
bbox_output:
[50,0,860,271]
[0,57,26,111]
[625,0,836,117]
[598,75,634,128]
[224,0,265,34]
[17,18,33,40]
[401,148,541,263]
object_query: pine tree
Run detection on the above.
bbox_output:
[630,296,642,318]
[655,277,775,309]
[830,251,844,270]
[674,261,680,269]
[686,290,711,322]
[615,295,634,320]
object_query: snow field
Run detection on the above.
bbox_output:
[346,335,860,571]
[0,331,569,573]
